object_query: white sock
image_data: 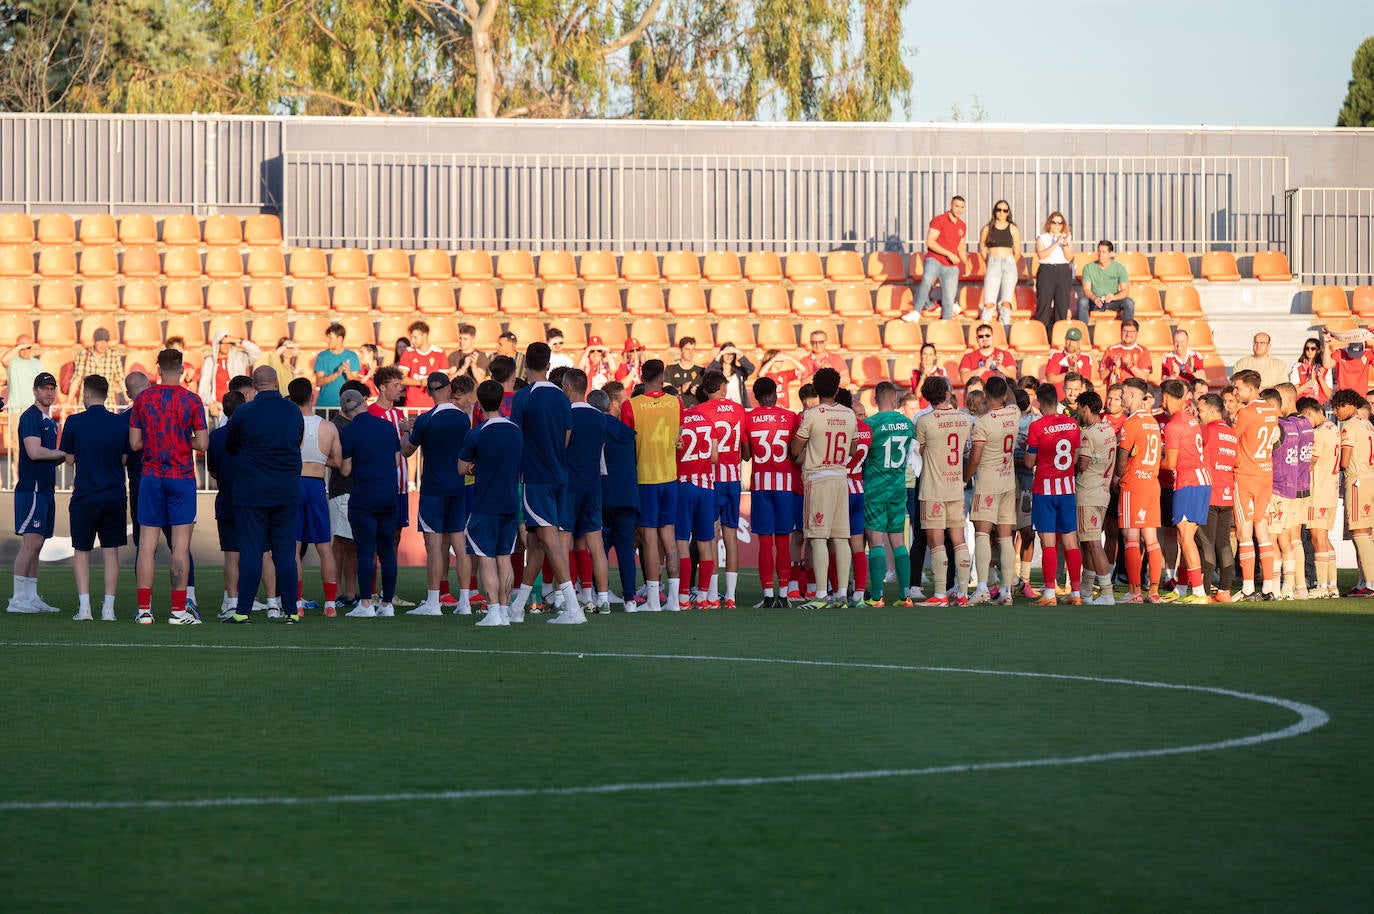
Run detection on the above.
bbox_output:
[667,577,680,605]
[763,586,775,597]
[597,590,610,606]
[581,586,594,604]
[102,594,116,613]
[835,587,847,602]
[23,576,37,599]
[267,596,281,608]
[78,593,90,611]
[427,589,440,606]
[1098,573,1113,589]
[223,590,232,606]
[510,583,532,613]
[11,574,23,600]
[559,581,581,614]
[186,586,197,601]
[458,589,472,610]
[725,571,738,601]
[708,573,719,601]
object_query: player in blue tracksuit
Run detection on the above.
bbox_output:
[403,371,473,616]
[460,380,524,627]
[562,369,611,613]
[207,390,247,619]
[597,389,640,607]
[8,370,64,615]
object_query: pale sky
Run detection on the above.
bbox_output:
[900,0,1372,126]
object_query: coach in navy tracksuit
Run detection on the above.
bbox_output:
[225,366,304,622]
[594,389,640,605]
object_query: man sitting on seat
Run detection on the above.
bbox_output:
[1077,240,1136,324]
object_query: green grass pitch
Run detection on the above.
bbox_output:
[3,567,1373,912]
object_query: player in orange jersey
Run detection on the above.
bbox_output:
[1115,378,1165,602]
[1230,369,1279,600]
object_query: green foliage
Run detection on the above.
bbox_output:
[1336,35,1374,127]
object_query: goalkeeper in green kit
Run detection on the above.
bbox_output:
[862,382,919,606]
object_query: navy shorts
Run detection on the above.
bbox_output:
[750,489,796,536]
[676,482,716,543]
[714,480,742,529]
[137,476,197,527]
[523,482,568,531]
[418,493,468,535]
[792,489,806,530]
[1032,492,1078,535]
[468,512,518,557]
[217,516,240,553]
[15,490,55,538]
[298,477,331,543]
[70,497,127,551]
[637,481,678,529]
[568,487,603,538]
[1172,485,1211,525]
[848,492,865,538]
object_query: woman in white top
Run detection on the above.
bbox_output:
[706,342,755,407]
[978,200,1022,330]
[1033,211,1074,332]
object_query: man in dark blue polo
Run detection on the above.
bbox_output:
[8,371,66,615]
[338,387,403,618]
[59,374,130,621]
[224,365,304,624]
[595,388,639,610]
[207,390,246,621]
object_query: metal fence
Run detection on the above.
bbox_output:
[1287,187,1374,285]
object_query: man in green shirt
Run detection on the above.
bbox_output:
[862,381,918,606]
[1077,240,1136,323]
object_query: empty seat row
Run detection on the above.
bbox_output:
[1310,285,1374,319]
[0,212,282,247]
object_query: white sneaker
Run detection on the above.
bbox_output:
[454,604,472,616]
[135,610,154,625]
[6,595,40,613]
[474,606,509,626]
[507,604,525,623]
[643,597,662,612]
[406,602,443,616]
[884,570,896,583]
[345,604,377,618]
[217,605,237,622]
[377,603,395,617]
[168,609,202,625]
[100,609,116,622]
[252,600,269,612]
[1091,593,1116,606]
[548,607,587,625]
[31,595,60,613]
[72,608,93,621]
[907,587,927,602]
[968,588,991,605]
[265,607,285,621]
[899,310,923,323]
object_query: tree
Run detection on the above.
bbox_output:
[1337,35,1374,127]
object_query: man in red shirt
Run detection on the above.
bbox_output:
[695,371,746,608]
[800,328,850,386]
[904,194,969,322]
[1160,378,1212,603]
[1325,332,1374,393]
[1045,327,1093,396]
[397,321,447,411]
[1160,329,1205,386]
[1023,383,1084,605]
[958,324,1016,386]
[1099,319,1154,387]
[742,377,800,606]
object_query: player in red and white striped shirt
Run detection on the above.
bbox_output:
[696,371,746,607]
[675,403,718,609]
[1024,383,1084,605]
[840,389,872,604]
[742,378,800,606]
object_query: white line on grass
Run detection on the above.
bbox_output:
[0,641,1331,813]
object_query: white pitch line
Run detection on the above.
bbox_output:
[0,640,1331,813]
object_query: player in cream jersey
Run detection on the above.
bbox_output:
[1333,389,1374,594]
[1298,397,1340,597]
[914,375,973,606]
[1074,391,1118,604]
[790,368,857,608]
[964,375,1019,605]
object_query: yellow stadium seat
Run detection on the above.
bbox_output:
[205,248,244,280]
[203,214,242,247]
[120,279,162,313]
[289,280,330,314]
[330,281,372,314]
[578,250,618,282]
[371,248,411,281]
[661,251,701,283]
[35,213,75,245]
[1252,251,1291,281]
[243,214,283,247]
[288,247,328,279]
[330,247,369,280]
[78,278,119,312]
[784,251,823,283]
[1152,251,1193,283]
[454,249,494,282]
[246,247,285,279]
[750,284,790,316]
[1200,251,1241,282]
[78,214,117,246]
[500,283,539,315]
[708,284,749,316]
[375,281,415,314]
[121,245,161,279]
[702,251,741,283]
[744,251,783,283]
[161,214,202,246]
[790,284,831,317]
[162,247,202,279]
[825,251,865,282]
[207,280,246,313]
[78,245,118,279]
[620,251,661,283]
[0,213,34,245]
[248,280,287,313]
[626,283,665,316]
[416,282,456,315]
[412,250,453,281]
[537,250,577,283]
[666,285,707,316]
[541,284,582,316]
[867,251,906,283]
[496,250,535,281]
[456,283,498,316]
[0,246,32,278]
[36,279,76,312]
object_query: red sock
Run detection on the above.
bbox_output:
[1186,566,1202,588]
[439,579,451,597]
[575,548,594,589]
[297,581,303,601]
[468,574,478,591]
[758,536,776,589]
[1125,541,1142,587]
[323,581,338,603]
[1146,543,1164,587]
[853,551,868,595]
[172,589,186,613]
[826,562,837,594]
[542,557,553,584]
[137,587,152,611]
[512,549,525,585]
[679,556,692,588]
[776,537,792,590]
[1042,545,1058,593]
[1065,548,1082,592]
[698,559,714,593]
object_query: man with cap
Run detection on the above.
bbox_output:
[1045,327,1093,397]
[66,326,125,408]
[577,336,615,390]
[1324,328,1374,394]
[7,370,65,614]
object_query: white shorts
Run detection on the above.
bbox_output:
[328,494,353,540]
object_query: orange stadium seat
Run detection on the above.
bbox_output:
[454,249,494,282]
[1200,251,1241,282]
[35,213,75,245]
[289,280,330,313]
[958,286,983,318]
[457,282,498,316]
[246,247,286,279]
[506,317,547,345]
[331,281,372,314]
[667,284,707,316]
[1091,320,1121,352]
[330,247,369,280]
[292,314,330,349]
[843,320,883,352]
[465,317,500,350]
[791,285,831,317]
[243,214,282,247]
[203,214,242,247]
[620,251,661,283]
[122,314,163,349]
[1252,251,1291,281]
[0,313,33,346]
[672,318,714,348]
[249,314,290,348]
[876,285,913,319]
[1310,286,1351,319]
[78,245,117,278]
[0,246,32,278]
[713,318,755,351]
[205,247,244,280]
[588,318,629,351]
[702,251,742,283]
[78,278,119,312]
[336,314,375,346]
[907,255,924,282]
[578,250,619,283]
[248,280,287,313]
[891,354,920,387]
[756,318,797,352]
[744,251,783,283]
[164,314,205,348]
[1137,319,1173,352]
[36,246,75,278]
[550,321,585,351]
[377,316,410,348]
[883,319,922,353]
[784,251,824,283]
[208,314,248,345]
[582,283,623,316]
[412,250,452,281]
[120,279,162,313]
[537,250,577,283]
[1009,322,1050,355]
[1073,251,1095,279]
[0,213,34,245]
[1012,285,1037,317]
[37,314,77,347]
[834,284,875,318]
[1203,354,1228,390]
[825,250,865,283]
[708,284,749,316]
[80,314,120,346]
[662,251,701,283]
[0,279,33,311]
[121,245,161,279]
[162,247,202,279]
[1051,319,1090,350]
[207,279,246,313]
[118,213,158,246]
[541,284,582,317]
[1163,284,1203,317]
[1018,353,1050,382]
[750,284,790,316]
[924,321,967,356]
[417,282,456,315]
[375,281,415,314]
[851,355,890,388]
[1152,251,1193,283]
[867,251,906,283]
[500,283,539,316]
[961,252,986,282]
[1128,283,1165,317]
[78,214,117,246]
[162,214,202,246]
[288,248,328,279]
[1116,251,1151,283]
[626,283,665,316]
[1352,286,1374,317]
[496,250,536,281]
[1174,319,1217,352]
[37,279,76,312]
[371,248,411,281]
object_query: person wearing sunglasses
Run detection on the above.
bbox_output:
[903,194,969,323]
[1161,329,1205,388]
[958,324,1016,387]
[978,200,1022,329]
[1033,212,1075,332]
[1290,336,1332,403]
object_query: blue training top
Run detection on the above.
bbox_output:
[565,402,607,494]
[59,403,129,505]
[510,380,571,486]
[408,403,470,498]
[340,412,403,505]
[458,417,522,515]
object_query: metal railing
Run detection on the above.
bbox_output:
[1287,187,1374,285]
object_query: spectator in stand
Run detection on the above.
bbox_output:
[801,329,850,385]
[449,323,489,381]
[706,342,754,407]
[200,330,260,418]
[313,322,359,410]
[959,324,1016,386]
[1033,213,1075,332]
[1234,332,1288,388]
[978,199,1022,329]
[164,336,199,392]
[547,328,575,371]
[4,335,44,456]
[576,336,617,390]
[67,328,126,408]
[356,343,380,397]
[1325,329,1374,394]
[760,349,805,410]
[616,338,646,387]
[491,330,524,381]
[1045,327,1092,396]
[909,343,948,409]
[1160,329,1205,386]
[261,337,300,395]
[1077,241,1136,324]
[665,336,705,397]
[1063,373,1086,413]
[398,320,447,411]
[904,195,969,322]
[1291,337,1333,404]
[1099,319,1153,387]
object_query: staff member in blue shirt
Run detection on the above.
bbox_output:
[402,371,472,617]
[224,366,305,624]
[207,390,246,621]
[8,371,64,615]
[59,374,130,621]
[563,369,610,614]
[339,388,403,618]
[460,380,523,627]
[595,388,640,609]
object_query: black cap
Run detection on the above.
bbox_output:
[426,371,451,391]
[33,372,57,389]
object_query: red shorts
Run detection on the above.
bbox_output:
[1118,483,1161,529]
[1234,478,1273,527]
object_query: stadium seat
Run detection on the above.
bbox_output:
[702,251,742,283]
[924,321,968,356]
[1352,286,1374,317]
[336,314,376,346]
[120,245,161,279]
[578,250,619,282]
[891,354,921,387]
[246,247,286,279]
[1116,251,1151,283]
[1128,282,1165,317]
[588,317,629,351]
[506,316,547,345]
[620,251,661,283]
[36,245,76,278]
[0,314,33,347]
[203,214,243,247]
[1163,284,1203,317]
[164,314,205,348]
[36,279,76,312]
[454,249,495,281]
[429,319,460,350]
[1009,321,1050,355]
[118,213,158,246]
[851,355,890,388]
[1072,251,1095,279]
[744,251,783,283]
[1091,320,1121,352]
[626,283,665,316]
[288,247,329,279]
[883,319,923,353]
[465,317,500,350]
[496,250,536,281]
[961,252,986,282]
[162,214,202,246]
[371,248,411,281]
[121,314,162,349]
[412,249,453,281]
[162,246,202,278]
[1252,251,1291,281]
[791,285,831,317]
[867,251,906,283]
[662,251,701,283]
[907,255,924,282]
[78,245,117,278]
[1174,319,1217,352]
[1203,354,1228,391]
[37,314,77,347]
[457,282,498,316]
[784,251,824,283]
[78,213,117,246]
[375,281,416,314]
[289,279,330,313]
[331,280,372,314]
[750,284,790,316]
[801,319,840,349]
[35,213,75,245]
[243,214,283,247]
[1310,286,1351,319]
[292,314,330,349]
[330,247,369,280]
[0,246,32,278]
[672,317,714,348]
[207,279,246,313]
[377,316,410,348]
[248,279,287,313]
[537,250,577,283]
[0,213,34,245]
[1013,285,1037,317]
[875,285,913,319]
[0,279,33,311]
[500,283,540,315]
[708,284,749,316]
[843,320,883,352]
[549,320,585,350]
[834,284,875,318]
[1137,319,1173,352]
[1152,251,1193,282]
[249,314,290,348]
[78,278,119,312]
[203,247,244,280]
[582,283,623,316]
[208,314,249,345]
[667,284,708,316]
[1050,319,1090,350]
[1200,251,1241,282]
[1018,353,1050,382]
[713,318,755,351]
[120,279,162,313]
[756,318,797,352]
[79,314,120,346]
[958,286,983,318]
[541,284,582,316]
[825,250,865,282]
[417,282,456,315]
